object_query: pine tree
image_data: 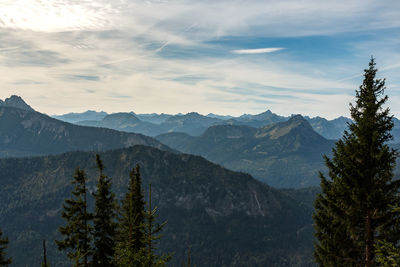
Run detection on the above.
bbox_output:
[56,168,93,267]
[93,154,118,267]
[0,229,11,266]
[143,184,170,267]
[114,164,146,266]
[313,58,400,266]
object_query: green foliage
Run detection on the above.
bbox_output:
[114,165,146,266]
[56,168,93,267]
[375,239,400,266]
[313,58,400,266]
[143,184,170,267]
[93,154,118,267]
[0,229,11,266]
[375,207,400,267]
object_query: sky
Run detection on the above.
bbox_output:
[0,0,399,119]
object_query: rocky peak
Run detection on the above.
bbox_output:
[1,95,35,112]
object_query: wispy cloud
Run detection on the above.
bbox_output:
[0,46,19,52]
[232,48,284,54]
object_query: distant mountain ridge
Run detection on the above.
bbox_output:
[76,112,224,136]
[52,110,108,123]
[51,107,361,140]
[0,105,170,158]
[51,102,362,139]
[156,115,335,188]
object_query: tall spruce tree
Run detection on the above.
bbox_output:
[56,168,93,267]
[114,164,146,266]
[93,154,118,267]
[313,58,400,266]
[0,229,11,266]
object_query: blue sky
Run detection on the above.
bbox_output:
[0,0,399,119]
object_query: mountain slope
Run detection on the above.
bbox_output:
[0,106,169,157]
[0,145,314,267]
[157,115,335,188]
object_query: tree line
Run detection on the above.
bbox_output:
[0,155,171,267]
[55,155,171,267]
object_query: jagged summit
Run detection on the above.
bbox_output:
[0,95,35,112]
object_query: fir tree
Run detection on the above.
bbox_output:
[56,168,93,267]
[0,229,11,266]
[143,184,170,267]
[114,164,146,266]
[93,154,118,267]
[313,58,400,266]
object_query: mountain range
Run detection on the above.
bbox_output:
[0,104,169,158]
[2,96,398,188]
[52,109,400,142]
[156,115,335,188]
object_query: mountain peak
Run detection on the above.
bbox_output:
[257,114,316,140]
[288,114,306,122]
[186,112,201,117]
[0,95,35,112]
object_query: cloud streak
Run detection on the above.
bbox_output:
[232,48,284,54]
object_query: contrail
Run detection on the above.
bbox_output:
[155,22,198,53]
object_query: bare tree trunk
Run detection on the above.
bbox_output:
[43,239,47,267]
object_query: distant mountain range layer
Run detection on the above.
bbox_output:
[52,109,400,142]
[157,115,335,188]
[0,106,170,158]
[0,146,315,267]
[2,96,398,187]
[0,100,332,187]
